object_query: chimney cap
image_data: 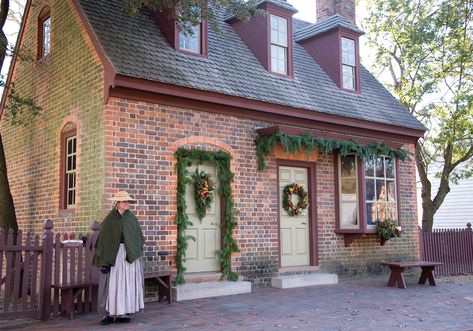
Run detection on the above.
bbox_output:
[294,14,364,42]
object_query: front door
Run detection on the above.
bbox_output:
[279,166,310,267]
[184,163,221,273]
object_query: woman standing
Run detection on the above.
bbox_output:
[92,191,145,325]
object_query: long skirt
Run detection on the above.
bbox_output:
[104,244,144,316]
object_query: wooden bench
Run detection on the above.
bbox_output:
[381,261,443,289]
[52,281,98,319]
[144,271,175,304]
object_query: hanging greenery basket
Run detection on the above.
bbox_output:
[375,219,401,245]
[255,131,410,170]
[174,148,239,284]
[191,169,215,220]
[282,183,309,216]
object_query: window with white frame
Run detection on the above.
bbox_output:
[339,154,359,229]
[341,37,356,90]
[179,24,201,53]
[270,14,288,75]
[65,136,77,208]
[365,156,397,226]
[336,154,398,231]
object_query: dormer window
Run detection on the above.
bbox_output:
[341,37,356,90]
[270,14,288,75]
[179,24,201,53]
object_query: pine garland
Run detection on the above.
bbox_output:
[174,148,239,284]
[255,131,410,170]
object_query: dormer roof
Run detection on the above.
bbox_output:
[76,0,426,133]
[224,0,298,21]
[294,14,364,42]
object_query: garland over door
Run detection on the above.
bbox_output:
[279,166,310,267]
[184,164,221,273]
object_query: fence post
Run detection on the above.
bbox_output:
[40,219,54,321]
[467,223,472,232]
[88,221,100,283]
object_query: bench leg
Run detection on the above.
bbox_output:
[387,267,406,289]
[419,266,436,286]
[157,276,172,304]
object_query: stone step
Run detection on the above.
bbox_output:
[271,272,338,289]
[173,281,252,301]
[184,272,222,283]
[276,265,320,276]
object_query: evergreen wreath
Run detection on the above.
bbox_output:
[255,131,410,170]
[282,183,309,216]
[174,148,239,284]
[192,169,215,220]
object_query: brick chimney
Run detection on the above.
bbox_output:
[316,0,356,23]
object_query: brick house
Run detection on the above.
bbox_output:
[1,0,425,288]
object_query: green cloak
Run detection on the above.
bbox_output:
[92,209,145,267]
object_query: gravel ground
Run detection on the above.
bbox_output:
[437,274,473,285]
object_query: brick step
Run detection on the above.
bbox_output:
[173,281,252,301]
[271,272,338,289]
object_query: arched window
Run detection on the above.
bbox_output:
[38,6,51,59]
[60,122,77,209]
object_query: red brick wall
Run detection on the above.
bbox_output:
[1,0,105,234]
[104,97,419,286]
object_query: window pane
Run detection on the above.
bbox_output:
[365,157,374,176]
[386,158,395,178]
[278,17,287,33]
[43,17,51,56]
[340,202,357,226]
[342,65,354,89]
[72,155,76,170]
[279,32,287,47]
[340,155,356,177]
[376,179,386,201]
[68,139,73,154]
[271,30,278,44]
[366,203,374,225]
[341,178,357,195]
[67,156,72,171]
[386,203,397,220]
[387,180,396,202]
[376,157,384,177]
[270,14,277,29]
[68,173,74,189]
[365,179,375,201]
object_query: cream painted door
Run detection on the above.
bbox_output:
[279,166,310,267]
[184,163,221,273]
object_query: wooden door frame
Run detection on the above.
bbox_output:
[276,159,318,267]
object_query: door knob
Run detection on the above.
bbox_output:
[211,222,218,226]
[301,222,307,225]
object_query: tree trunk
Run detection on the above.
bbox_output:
[0,133,18,233]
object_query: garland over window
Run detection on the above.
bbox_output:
[175,148,239,284]
[255,131,410,170]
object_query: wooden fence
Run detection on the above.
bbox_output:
[0,220,100,320]
[420,223,473,276]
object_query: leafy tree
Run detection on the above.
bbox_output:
[0,0,256,231]
[363,0,473,232]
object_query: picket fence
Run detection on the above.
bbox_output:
[0,220,99,320]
